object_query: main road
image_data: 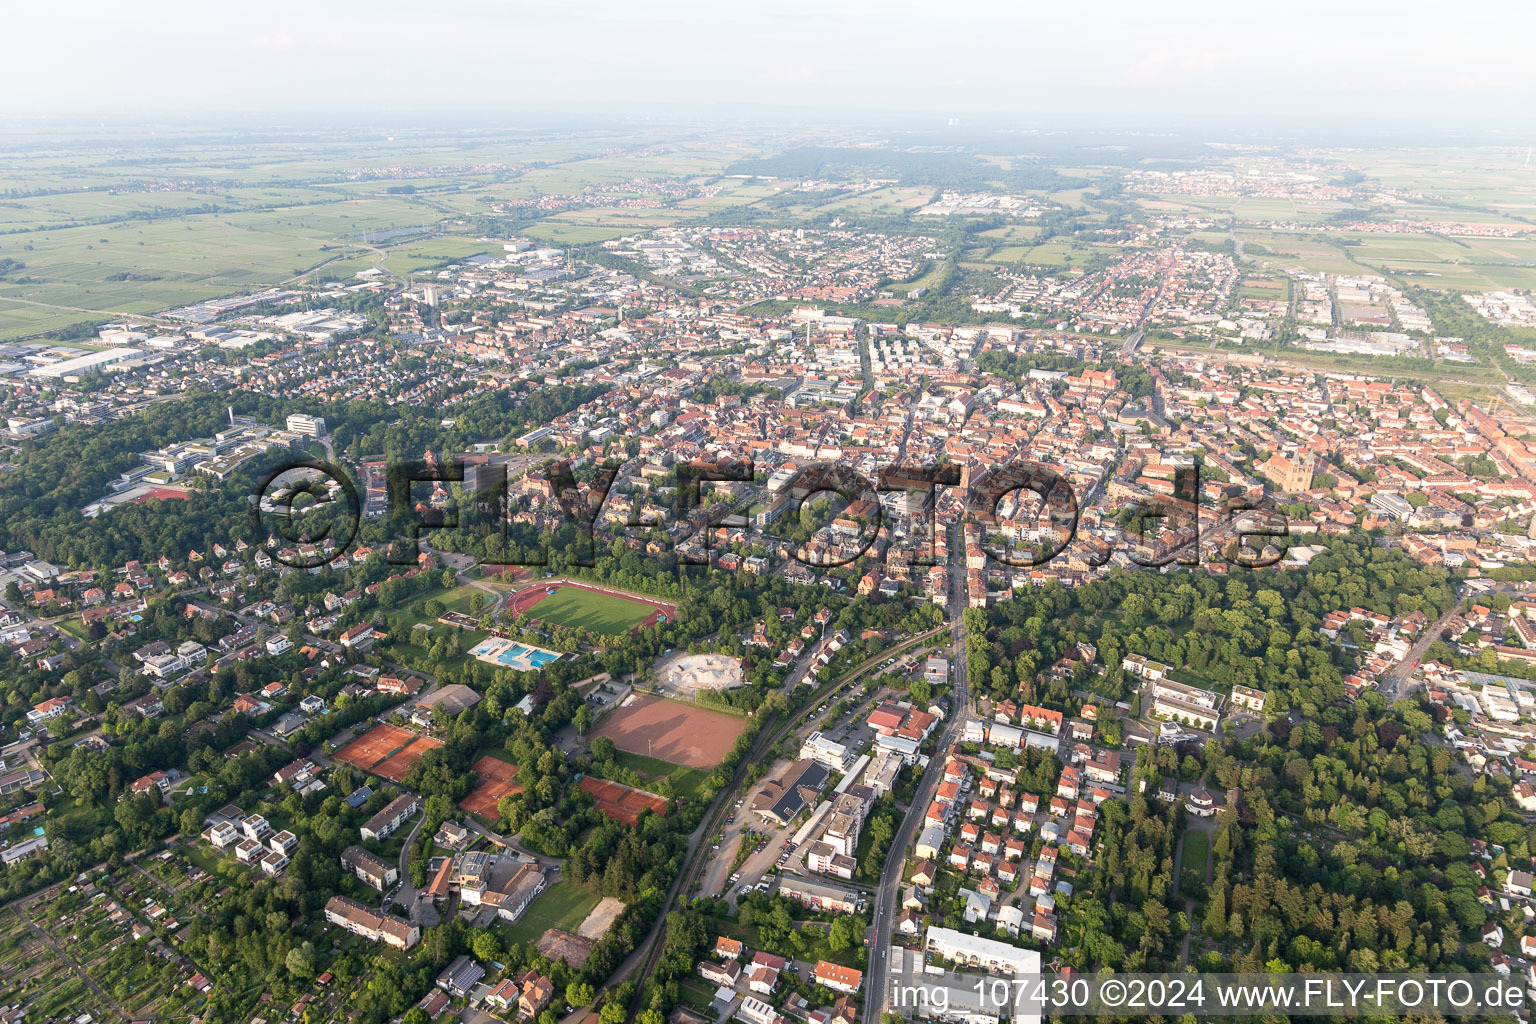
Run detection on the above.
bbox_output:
[863,525,973,1024]
[1383,580,1519,700]
[613,623,952,1019]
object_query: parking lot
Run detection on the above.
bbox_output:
[700,782,796,904]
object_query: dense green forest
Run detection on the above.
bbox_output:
[965,536,1455,712]
[0,383,604,566]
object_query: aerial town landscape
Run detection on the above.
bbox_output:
[5,3,1536,1024]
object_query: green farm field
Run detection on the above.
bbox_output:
[0,129,775,340]
[0,196,442,336]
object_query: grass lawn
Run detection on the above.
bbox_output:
[378,584,487,672]
[531,586,657,633]
[174,839,229,878]
[377,581,453,632]
[677,975,719,1011]
[55,618,90,642]
[1169,667,1219,690]
[1181,830,1211,889]
[611,749,711,799]
[363,813,420,864]
[502,880,601,945]
[169,775,209,804]
[439,584,493,616]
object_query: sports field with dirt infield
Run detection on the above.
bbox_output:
[531,896,625,967]
[588,693,747,769]
[578,776,668,825]
[459,755,523,819]
[505,580,675,634]
[335,723,444,782]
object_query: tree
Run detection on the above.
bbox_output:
[470,929,503,963]
[285,943,315,979]
[827,915,857,952]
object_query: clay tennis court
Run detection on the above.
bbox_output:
[374,736,444,782]
[505,580,677,633]
[459,756,523,819]
[579,776,668,826]
[128,486,191,504]
[589,694,746,769]
[336,723,443,781]
[335,723,416,769]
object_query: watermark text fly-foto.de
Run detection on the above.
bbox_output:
[253,457,1291,572]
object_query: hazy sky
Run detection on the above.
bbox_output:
[6,1,1535,124]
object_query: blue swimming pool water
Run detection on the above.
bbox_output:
[473,639,559,668]
[500,644,559,668]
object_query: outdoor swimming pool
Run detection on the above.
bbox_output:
[470,638,561,669]
[501,644,560,668]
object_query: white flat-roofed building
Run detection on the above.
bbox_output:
[888,946,1040,1024]
[924,926,1041,975]
[874,732,921,762]
[205,821,238,849]
[1122,654,1171,681]
[286,414,327,437]
[736,996,778,1024]
[805,840,856,879]
[799,731,850,771]
[29,347,140,379]
[988,722,1023,748]
[1230,684,1268,712]
[1151,677,1221,711]
[860,751,902,797]
[1151,692,1219,731]
[1371,492,1414,522]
